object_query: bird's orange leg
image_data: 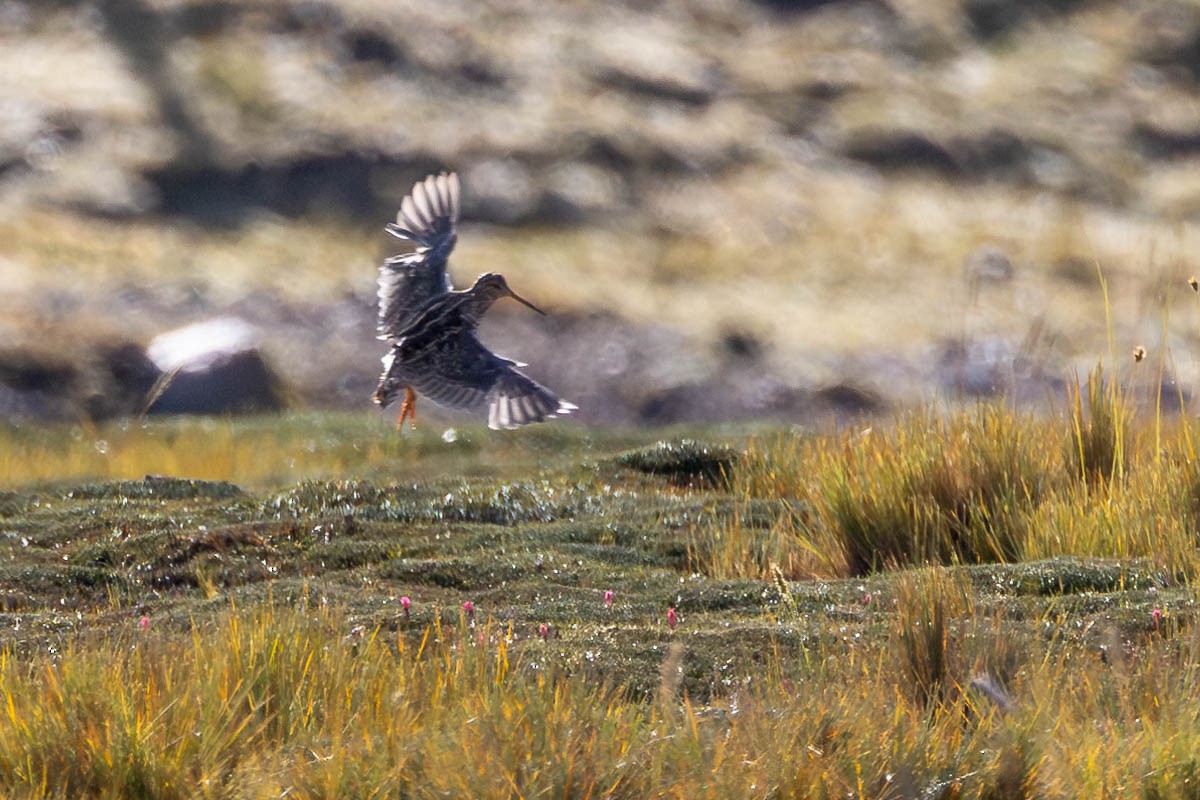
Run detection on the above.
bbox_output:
[396,386,417,431]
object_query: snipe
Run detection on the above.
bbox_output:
[373,172,577,430]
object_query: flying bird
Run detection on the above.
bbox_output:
[373,172,577,430]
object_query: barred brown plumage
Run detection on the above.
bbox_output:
[373,172,577,431]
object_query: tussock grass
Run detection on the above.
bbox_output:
[1067,363,1130,487]
[720,398,1200,581]
[892,567,968,709]
[728,407,1061,578]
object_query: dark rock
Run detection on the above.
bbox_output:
[0,346,92,422]
[83,342,160,420]
[843,128,1092,193]
[812,383,882,416]
[1130,122,1200,159]
[843,130,961,176]
[145,318,286,415]
[148,350,285,415]
[950,130,1036,182]
[750,0,841,12]
[148,153,382,225]
[0,348,77,394]
[344,28,405,67]
[1139,25,1200,83]
[937,337,1017,398]
[720,329,762,362]
[165,1,244,36]
[963,0,1088,42]
[635,375,808,425]
[935,336,1063,405]
[0,338,163,422]
[591,31,720,107]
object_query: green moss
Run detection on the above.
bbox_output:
[305,540,397,570]
[0,491,31,517]
[964,557,1169,597]
[378,555,534,590]
[614,439,738,487]
[66,477,245,501]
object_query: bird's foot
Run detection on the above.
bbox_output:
[396,387,417,432]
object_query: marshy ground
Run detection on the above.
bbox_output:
[1,402,1200,795]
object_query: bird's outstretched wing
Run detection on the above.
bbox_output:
[377,172,460,341]
[396,327,577,430]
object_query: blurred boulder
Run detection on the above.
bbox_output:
[937,336,1017,397]
[1130,122,1200,160]
[0,339,158,422]
[963,0,1088,42]
[145,318,286,415]
[0,347,80,422]
[589,26,720,106]
[842,129,960,176]
[935,335,1062,405]
[84,342,160,419]
[538,162,627,222]
[464,159,539,224]
[843,128,1041,182]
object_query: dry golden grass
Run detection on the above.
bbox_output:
[710,378,1200,582]
[0,413,603,490]
[3,400,1200,794]
[1,574,1198,797]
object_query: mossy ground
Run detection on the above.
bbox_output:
[2,409,1200,795]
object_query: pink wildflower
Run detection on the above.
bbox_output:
[1152,607,1164,631]
[138,616,150,632]
[604,589,614,608]
[539,623,550,641]
[463,601,475,621]
[667,607,678,630]
[400,596,411,618]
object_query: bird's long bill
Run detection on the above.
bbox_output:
[507,288,546,315]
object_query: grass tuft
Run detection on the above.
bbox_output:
[892,567,971,709]
[1066,362,1130,487]
[735,408,1060,577]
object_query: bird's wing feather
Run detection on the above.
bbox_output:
[398,327,576,428]
[377,253,453,341]
[486,371,578,430]
[377,172,460,340]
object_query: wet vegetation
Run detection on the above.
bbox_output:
[2,382,1200,795]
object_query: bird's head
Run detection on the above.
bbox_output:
[471,273,545,315]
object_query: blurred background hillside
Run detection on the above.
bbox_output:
[3,0,1200,427]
